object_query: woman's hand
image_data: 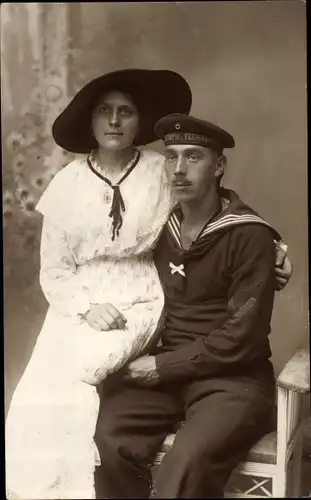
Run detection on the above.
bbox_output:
[84,303,127,331]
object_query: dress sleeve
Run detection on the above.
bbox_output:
[39,216,91,318]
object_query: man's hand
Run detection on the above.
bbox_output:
[124,356,159,386]
[275,245,293,291]
[84,303,127,331]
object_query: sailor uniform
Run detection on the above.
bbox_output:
[95,188,279,499]
[153,188,280,381]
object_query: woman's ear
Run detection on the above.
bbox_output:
[215,154,227,178]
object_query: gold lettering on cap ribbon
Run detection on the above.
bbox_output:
[165,132,212,145]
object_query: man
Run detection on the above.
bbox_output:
[95,114,291,498]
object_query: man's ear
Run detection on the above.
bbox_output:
[215,154,227,178]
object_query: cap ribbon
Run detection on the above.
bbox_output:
[164,132,222,150]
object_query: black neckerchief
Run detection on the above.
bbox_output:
[87,150,141,241]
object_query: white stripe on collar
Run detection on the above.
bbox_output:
[167,219,181,247]
[167,211,272,249]
[200,214,272,237]
[171,212,181,228]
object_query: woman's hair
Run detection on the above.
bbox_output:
[94,86,139,111]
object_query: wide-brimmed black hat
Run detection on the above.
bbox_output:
[52,69,192,154]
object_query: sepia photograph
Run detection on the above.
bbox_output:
[2,1,310,498]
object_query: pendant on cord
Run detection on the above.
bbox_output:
[87,150,141,241]
[103,191,112,204]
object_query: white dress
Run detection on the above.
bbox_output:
[5,149,174,499]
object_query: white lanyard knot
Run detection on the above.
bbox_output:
[169,262,186,277]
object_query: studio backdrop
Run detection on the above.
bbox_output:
[2,2,308,416]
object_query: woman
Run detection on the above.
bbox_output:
[6,69,291,500]
[6,69,192,500]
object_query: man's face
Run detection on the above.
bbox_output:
[164,144,223,202]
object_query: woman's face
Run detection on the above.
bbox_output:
[91,91,139,151]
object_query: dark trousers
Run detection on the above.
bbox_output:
[94,368,275,499]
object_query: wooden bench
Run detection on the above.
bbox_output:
[153,349,310,498]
